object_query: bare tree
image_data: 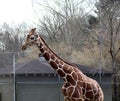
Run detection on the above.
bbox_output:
[0,23,28,67]
[33,0,94,50]
[96,0,120,100]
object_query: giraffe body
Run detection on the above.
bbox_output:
[22,28,104,101]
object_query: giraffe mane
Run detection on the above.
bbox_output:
[39,35,77,67]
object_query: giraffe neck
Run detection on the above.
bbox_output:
[37,36,76,80]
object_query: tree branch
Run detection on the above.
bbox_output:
[115,48,120,57]
[109,47,114,60]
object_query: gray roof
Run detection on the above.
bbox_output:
[0,59,112,75]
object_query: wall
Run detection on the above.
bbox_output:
[16,74,64,101]
[0,76,14,101]
[16,74,112,101]
[0,74,112,101]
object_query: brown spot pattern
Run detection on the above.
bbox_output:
[57,69,65,77]
[43,52,50,61]
[86,91,94,99]
[63,83,71,88]
[59,64,62,68]
[60,61,64,65]
[63,66,72,74]
[78,75,83,81]
[50,61,58,70]
[39,43,43,48]
[62,88,67,96]
[72,72,77,81]
[40,48,44,53]
[67,87,74,96]
[72,88,79,98]
[55,59,59,64]
[66,75,76,85]
[51,54,55,60]
[86,83,92,91]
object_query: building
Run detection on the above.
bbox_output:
[0,58,112,101]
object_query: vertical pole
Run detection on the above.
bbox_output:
[13,53,16,101]
[98,1,103,84]
[98,35,102,84]
[58,75,61,101]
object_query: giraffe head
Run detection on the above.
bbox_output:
[22,28,39,50]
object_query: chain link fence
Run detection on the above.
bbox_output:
[0,52,119,101]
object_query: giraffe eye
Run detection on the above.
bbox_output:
[30,36,35,40]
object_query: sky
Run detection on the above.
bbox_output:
[0,0,97,26]
[0,0,37,26]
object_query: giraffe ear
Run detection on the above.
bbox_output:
[29,28,36,35]
[32,28,36,31]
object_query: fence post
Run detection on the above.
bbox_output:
[58,75,61,101]
[13,53,16,101]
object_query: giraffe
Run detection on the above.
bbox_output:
[22,28,104,101]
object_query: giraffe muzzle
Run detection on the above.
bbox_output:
[22,45,27,50]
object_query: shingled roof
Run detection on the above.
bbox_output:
[0,59,112,75]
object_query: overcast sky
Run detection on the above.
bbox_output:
[0,0,37,26]
[0,0,97,26]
